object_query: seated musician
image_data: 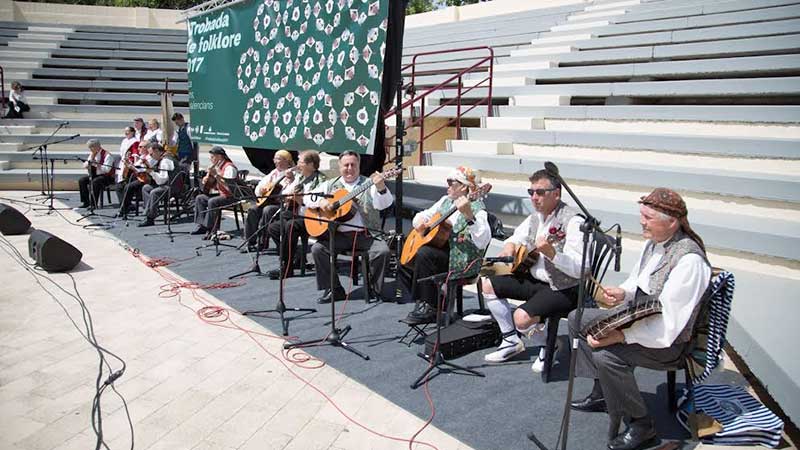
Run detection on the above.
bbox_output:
[115,142,154,217]
[481,169,585,368]
[265,150,327,279]
[568,188,710,450]
[191,147,239,237]
[305,150,393,304]
[77,139,115,209]
[137,144,179,227]
[402,166,491,324]
[115,126,140,185]
[242,150,295,253]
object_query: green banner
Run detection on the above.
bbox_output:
[186,0,389,154]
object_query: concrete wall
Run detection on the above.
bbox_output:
[0,0,185,29]
[406,0,586,28]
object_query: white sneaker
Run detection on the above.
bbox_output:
[531,346,560,373]
[484,340,525,363]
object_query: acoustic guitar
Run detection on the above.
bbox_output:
[304,166,402,237]
[510,225,567,275]
[256,167,298,208]
[399,183,493,265]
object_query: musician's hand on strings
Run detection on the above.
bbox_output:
[535,235,556,260]
[601,286,626,307]
[587,330,625,348]
[498,243,516,258]
[414,222,427,234]
[320,199,334,212]
[285,169,296,182]
[454,196,474,222]
[371,172,386,192]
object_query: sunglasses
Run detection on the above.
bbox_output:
[446,179,465,187]
[528,187,558,196]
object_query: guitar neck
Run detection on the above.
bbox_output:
[336,177,374,207]
[428,205,458,229]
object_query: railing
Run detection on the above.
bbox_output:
[384,46,494,165]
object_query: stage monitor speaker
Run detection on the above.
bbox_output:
[0,203,31,235]
[28,230,82,272]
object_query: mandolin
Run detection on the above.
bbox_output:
[400,183,493,266]
[510,225,566,275]
[304,166,402,237]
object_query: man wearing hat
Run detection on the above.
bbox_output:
[479,169,586,369]
[242,149,295,252]
[191,146,239,237]
[568,188,711,450]
[402,166,491,324]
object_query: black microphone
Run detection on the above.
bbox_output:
[485,256,515,264]
[544,161,559,176]
[614,226,622,272]
[60,121,70,127]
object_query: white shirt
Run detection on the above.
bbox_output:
[412,195,491,251]
[504,211,585,282]
[255,168,292,197]
[619,240,711,349]
[117,136,139,182]
[171,123,191,145]
[83,149,113,176]
[142,128,164,144]
[151,157,175,186]
[220,162,237,180]
[305,176,394,233]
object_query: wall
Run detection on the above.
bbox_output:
[1,0,184,29]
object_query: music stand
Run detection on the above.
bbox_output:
[283,218,370,360]
[241,194,317,336]
[409,271,485,389]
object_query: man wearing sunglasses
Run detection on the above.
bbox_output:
[402,166,491,325]
[481,169,585,371]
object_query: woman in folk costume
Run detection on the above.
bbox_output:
[403,166,491,325]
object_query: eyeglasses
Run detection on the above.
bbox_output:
[446,179,462,187]
[527,187,558,196]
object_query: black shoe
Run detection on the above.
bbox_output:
[240,245,257,254]
[137,218,155,228]
[268,267,293,280]
[190,226,208,235]
[571,394,607,413]
[405,303,436,325]
[607,417,657,450]
[317,287,346,304]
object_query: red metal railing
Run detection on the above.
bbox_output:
[384,46,494,165]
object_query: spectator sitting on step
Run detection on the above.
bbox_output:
[4,81,30,119]
[143,118,164,145]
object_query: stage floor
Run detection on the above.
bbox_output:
[0,191,788,450]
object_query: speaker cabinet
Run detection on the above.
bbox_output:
[0,203,31,235]
[28,230,83,272]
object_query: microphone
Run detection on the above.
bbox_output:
[614,226,622,272]
[544,161,559,177]
[60,121,70,127]
[485,256,515,264]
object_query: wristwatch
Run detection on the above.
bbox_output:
[466,218,475,226]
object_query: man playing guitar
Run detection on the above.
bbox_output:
[137,144,179,227]
[115,142,154,217]
[568,188,710,450]
[481,169,585,369]
[191,147,239,237]
[76,138,115,209]
[242,149,295,252]
[265,150,327,279]
[304,150,394,304]
[401,166,491,324]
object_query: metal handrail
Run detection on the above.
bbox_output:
[384,46,493,165]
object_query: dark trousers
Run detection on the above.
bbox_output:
[116,178,146,213]
[489,273,578,319]
[568,308,685,418]
[399,245,450,307]
[142,184,170,219]
[194,194,237,231]
[311,231,390,292]
[267,208,305,268]
[244,204,279,246]
[78,175,112,208]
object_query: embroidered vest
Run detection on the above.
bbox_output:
[328,175,382,235]
[93,149,115,178]
[176,124,192,161]
[300,170,327,191]
[525,201,580,291]
[636,231,710,344]
[438,196,487,279]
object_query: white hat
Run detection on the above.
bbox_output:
[447,166,480,187]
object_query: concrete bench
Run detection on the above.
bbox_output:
[22,79,189,92]
[614,0,799,24]
[51,48,187,61]
[493,105,800,123]
[42,57,186,71]
[31,68,189,81]
[60,39,186,52]
[4,91,189,104]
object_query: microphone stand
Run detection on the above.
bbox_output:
[410,271,485,389]
[393,77,406,302]
[23,122,69,201]
[193,179,252,256]
[241,194,317,336]
[527,161,605,450]
[144,169,194,242]
[26,134,81,213]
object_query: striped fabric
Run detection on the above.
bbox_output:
[691,271,735,384]
[678,384,784,448]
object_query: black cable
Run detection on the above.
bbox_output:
[0,235,134,450]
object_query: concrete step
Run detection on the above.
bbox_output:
[17,32,68,41]
[509,45,575,57]
[0,49,49,59]
[0,125,38,135]
[568,8,629,22]
[428,149,800,203]
[444,139,515,155]
[407,165,800,260]
[459,127,800,159]
[493,61,557,72]
[20,104,189,120]
[483,116,800,139]
[494,105,800,123]
[0,168,81,190]
[584,0,642,12]
[550,20,611,32]
[1,60,41,69]
[7,41,60,50]
[530,32,594,46]
[27,26,75,33]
